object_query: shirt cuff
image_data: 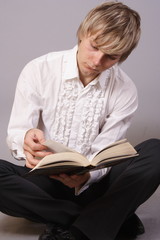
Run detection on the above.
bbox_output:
[7,131,27,160]
[75,168,110,195]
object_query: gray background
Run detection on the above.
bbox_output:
[0,0,160,162]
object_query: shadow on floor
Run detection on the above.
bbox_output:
[1,214,140,240]
[0,214,44,236]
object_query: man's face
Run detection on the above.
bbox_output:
[77,35,121,83]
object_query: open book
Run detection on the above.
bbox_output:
[26,139,138,176]
[27,139,138,175]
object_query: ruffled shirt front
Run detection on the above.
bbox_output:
[51,70,109,157]
[7,46,138,194]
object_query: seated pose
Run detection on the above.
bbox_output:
[0,2,160,240]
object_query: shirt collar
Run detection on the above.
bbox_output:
[98,69,111,89]
[63,45,111,89]
[88,69,111,89]
[63,45,79,80]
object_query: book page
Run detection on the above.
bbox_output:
[95,139,127,155]
[33,152,90,170]
[43,139,76,153]
[91,141,137,166]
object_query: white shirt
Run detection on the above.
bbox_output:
[7,46,138,194]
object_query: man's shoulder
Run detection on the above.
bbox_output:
[110,65,137,95]
[22,46,76,74]
[113,65,135,85]
[33,47,74,64]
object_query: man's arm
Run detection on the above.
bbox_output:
[7,61,43,160]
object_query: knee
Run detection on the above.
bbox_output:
[141,138,160,148]
[0,159,7,169]
[136,138,160,155]
[146,139,160,161]
[145,139,160,178]
[145,138,160,159]
[0,159,12,175]
[145,138,160,147]
[0,159,8,166]
[136,138,160,174]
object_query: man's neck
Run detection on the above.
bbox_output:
[79,74,100,87]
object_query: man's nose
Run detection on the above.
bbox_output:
[93,51,105,66]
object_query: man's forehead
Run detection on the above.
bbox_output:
[88,35,122,57]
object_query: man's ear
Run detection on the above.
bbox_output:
[78,39,82,46]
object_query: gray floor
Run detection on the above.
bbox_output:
[0,187,160,240]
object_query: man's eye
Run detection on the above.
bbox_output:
[92,45,98,50]
[108,55,119,60]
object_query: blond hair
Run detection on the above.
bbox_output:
[77,1,141,62]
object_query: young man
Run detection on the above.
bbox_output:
[0,2,160,240]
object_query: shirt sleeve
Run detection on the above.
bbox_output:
[7,61,42,160]
[90,67,138,155]
[75,67,138,195]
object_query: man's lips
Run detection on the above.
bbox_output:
[85,64,99,72]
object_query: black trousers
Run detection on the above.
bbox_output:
[0,139,160,240]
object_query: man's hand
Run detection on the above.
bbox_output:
[50,172,90,189]
[23,128,52,168]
